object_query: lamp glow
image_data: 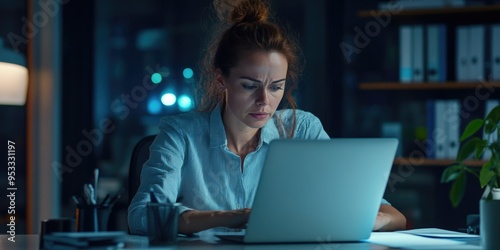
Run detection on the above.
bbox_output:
[0,38,28,106]
[0,62,28,105]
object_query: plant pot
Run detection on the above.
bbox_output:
[480,199,500,250]
[492,188,500,200]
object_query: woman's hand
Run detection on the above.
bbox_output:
[224,208,251,229]
[373,205,407,231]
[178,208,251,234]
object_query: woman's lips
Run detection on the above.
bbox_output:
[250,113,269,120]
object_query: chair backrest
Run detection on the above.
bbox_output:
[128,134,156,205]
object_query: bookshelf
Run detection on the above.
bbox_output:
[337,1,500,231]
[354,4,500,165]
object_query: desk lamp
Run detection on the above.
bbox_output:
[0,38,28,105]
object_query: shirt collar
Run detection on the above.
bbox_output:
[209,105,281,148]
[261,114,279,145]
[209,105,227,148]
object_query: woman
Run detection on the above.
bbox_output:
[128,0,406,235]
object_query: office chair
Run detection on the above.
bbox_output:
[128,134,156,205]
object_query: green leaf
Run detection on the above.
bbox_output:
[441,164,464,183]
[450,172,466,208]
[480,160,495,188]
[485,105,500,135]
[457,138,483,162]
[464,167,480,178]
[474,139,488,159]
[490,142,500,158]
[484,119,497,135]
[460,119,484,142]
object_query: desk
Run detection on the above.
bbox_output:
[0,233,481,250]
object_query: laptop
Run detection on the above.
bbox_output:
[216,138,398,244]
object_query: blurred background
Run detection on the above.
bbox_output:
[1,0,496,234]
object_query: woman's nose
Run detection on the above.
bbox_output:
[255,89,268,106]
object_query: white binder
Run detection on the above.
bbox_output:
[400,25,413,83]
[456,26,470,81]
[445,100,461,159]
[434,100,448,159]
[492,24,500,80]
[412,25,424,82]
[469,25,486,81]
[426,100,436,158]
[426,24,447,82]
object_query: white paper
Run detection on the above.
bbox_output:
[400,228,480,238]
[368,232,469,248]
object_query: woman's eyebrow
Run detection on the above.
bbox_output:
[239,76,286,83]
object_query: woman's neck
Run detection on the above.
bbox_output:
[226,128,260,156]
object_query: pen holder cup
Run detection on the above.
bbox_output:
[147,202,181,245]
[75,204,112,232]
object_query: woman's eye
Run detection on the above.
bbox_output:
[243,84,257,90]
[269,85,283,92]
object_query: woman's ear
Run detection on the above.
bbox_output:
[215,69,226,90]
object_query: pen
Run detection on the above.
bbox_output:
[94,168,99,203]
[108,188,125,207]
[83,184,90,205]
[84,183,97,205]
[149,186,159,203]
[100,194,110,206]
[72,195,80,206]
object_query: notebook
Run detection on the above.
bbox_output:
[216,138,398,244]
[43,231,126,249]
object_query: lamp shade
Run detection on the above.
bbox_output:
[0,38,28,106]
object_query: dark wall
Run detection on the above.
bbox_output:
[60,0,96,211]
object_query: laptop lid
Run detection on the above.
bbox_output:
[242,138,398,243]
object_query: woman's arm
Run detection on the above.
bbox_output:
[178,208,251,235]
[373,204,407,231]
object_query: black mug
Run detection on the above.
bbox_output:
[75,204,112,232]
[147,202,180,245]
[39,218,75,249]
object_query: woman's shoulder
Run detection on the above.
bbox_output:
[273,108,328,139]
[159,110,211,132]
[274,108,320,121]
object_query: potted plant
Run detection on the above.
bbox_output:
[441,105,500,250]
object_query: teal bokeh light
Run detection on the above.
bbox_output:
[151,73,163,84]
[178,94,193,112]
[147,98,162,114]
[182,68,194,79]
[161,93,177,106]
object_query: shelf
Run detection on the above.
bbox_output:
[358,5,500,18]
[359,82,500,90]
[358,5,500,24]
[394,157,486,167]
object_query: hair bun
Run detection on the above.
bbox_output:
[214,0,269,24]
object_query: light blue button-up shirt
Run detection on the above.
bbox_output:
[128,106,389,235]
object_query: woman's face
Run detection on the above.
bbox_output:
[221,51,288,131]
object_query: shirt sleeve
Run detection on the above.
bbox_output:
[128,119,193,235]
[381,198,391,206]
[294,110,330,139]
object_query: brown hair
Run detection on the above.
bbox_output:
[197,0,302,137]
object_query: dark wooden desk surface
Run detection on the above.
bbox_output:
[0,232,481,250]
